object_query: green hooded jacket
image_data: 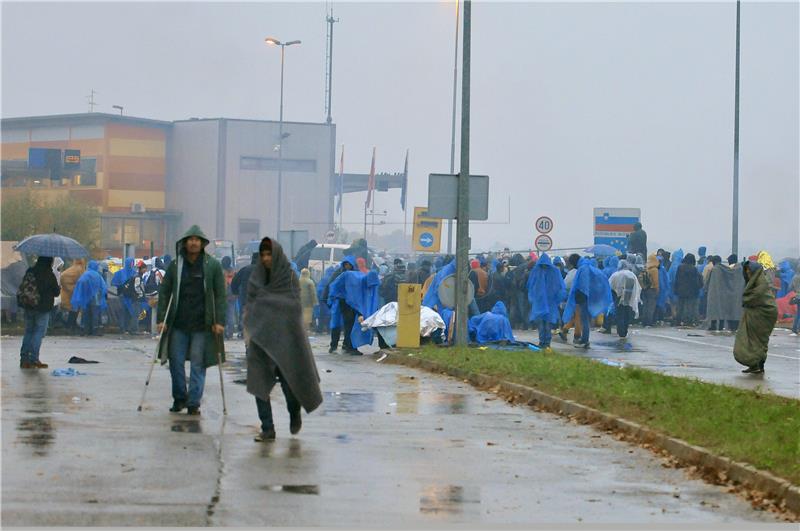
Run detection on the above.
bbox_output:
[156,225,226,367]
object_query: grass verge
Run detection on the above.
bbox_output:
[409,345,800,486]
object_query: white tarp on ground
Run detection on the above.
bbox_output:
[361,302,445,337]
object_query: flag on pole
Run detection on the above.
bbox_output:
[400,149,409,211]
[336,145,344,214]
[365,147,376,207]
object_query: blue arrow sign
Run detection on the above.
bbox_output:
[419,232,434,248]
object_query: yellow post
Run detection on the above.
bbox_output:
[396,283,421,348]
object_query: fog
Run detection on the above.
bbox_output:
[2,1,798,258]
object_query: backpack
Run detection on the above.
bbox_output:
[120,276,138,299]
[17,270,41,309]
[143,270,160,296]
[639,269,653,290]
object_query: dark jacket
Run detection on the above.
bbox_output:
[22,258,61,312]
[627,229,647,257]
[675,263,702,299]
[231,253,258,312]
[156,225,226,368]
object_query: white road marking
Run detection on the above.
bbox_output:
[637,332,800,361]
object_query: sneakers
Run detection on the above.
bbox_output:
[254,427,276,442]
[289,410,302,435]
[187,406,201,416]
[169,400,186,413]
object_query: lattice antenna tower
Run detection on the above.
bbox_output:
[324,2,339,124]
[86,89,98,113]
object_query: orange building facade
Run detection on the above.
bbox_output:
[1,114,180,257]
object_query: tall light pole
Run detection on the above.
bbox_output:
[731,0,741,256]
[454,0,471,346]
[265,37,301,235]
[447,0,460,255]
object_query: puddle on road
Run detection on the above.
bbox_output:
[16,416,55,456]
[590,340,646,353]
[419,485,480,516]
[321,392,376,414]
[395,392,469,415]
[260,484,320,495]
[171,420,202,433]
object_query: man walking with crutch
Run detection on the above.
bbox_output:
[156,225,227,416]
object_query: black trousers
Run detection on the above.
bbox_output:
[330,303,357,351]
[616,304,634,338]
[255,366,300,432]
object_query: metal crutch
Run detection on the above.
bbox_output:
[137,295,172,412]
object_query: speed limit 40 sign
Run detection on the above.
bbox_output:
[535,216,553,234]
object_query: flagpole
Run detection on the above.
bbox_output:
[338,144,344,235]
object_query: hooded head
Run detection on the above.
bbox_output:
[221,256,232,270]
[743,260,764,283]
[647,253,660,269]
[491,301,508,316]
[341,255,357,271]
[536,253,553,268]
[567,253,581,269]
[529,252,539,263]
[88,260,100,272]
[178,225,210,256]
[698,246,707,257]
[300,268,311,279]
[683,253,696,266]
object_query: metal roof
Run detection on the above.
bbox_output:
[1,113,173,129]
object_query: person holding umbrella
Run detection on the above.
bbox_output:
[14,233,89,368]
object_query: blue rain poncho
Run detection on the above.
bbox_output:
[603,256,619,280]
[327,267,380,348]
[468,301,515,344]
[777,260,795,298]
[327,256,358,330]
[656,259,671,310]
[111,257,138,316]
[439,307,455,343]
[561,257,613,323]
[667,249,684,303]
[422,260,456,310]
[316,265,337,320]
[527,253,567,325]
[71,261,108,311]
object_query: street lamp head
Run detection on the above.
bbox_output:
[264,37,281,46]
[285,40,301,46]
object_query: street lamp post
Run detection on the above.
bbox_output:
[447,0,460,255]
[265,37,301,235]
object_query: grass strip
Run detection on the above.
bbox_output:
[410,345,800,485]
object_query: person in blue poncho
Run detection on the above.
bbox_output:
[422,258,456,311]
[560,256,612,349]
[654,255,671,323]
[777,260,795,298]
[314,265,337,333]
[527,253,566,350]
[112,257,142,334]
[327,264,380,354]
[323,257,357,353]
[468,301,515,344]
[71,261,108,336]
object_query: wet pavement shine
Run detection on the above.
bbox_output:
[1,333,787,526]
[516,325,800,399]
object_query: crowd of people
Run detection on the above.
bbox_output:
[14,222,798,438]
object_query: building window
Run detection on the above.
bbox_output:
[102,218,123,249]
[240,156,317,173]
[239,219,260,247]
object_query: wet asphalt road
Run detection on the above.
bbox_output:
[0,333,787,526]
[515,325,800,399]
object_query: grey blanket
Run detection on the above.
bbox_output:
[705,264,744,322]
[243,239,322,413]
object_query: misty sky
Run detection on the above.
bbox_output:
[2,1,798,258]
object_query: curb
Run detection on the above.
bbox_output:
[383,352,800,515]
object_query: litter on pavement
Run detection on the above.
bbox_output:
[51,368,87,377]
